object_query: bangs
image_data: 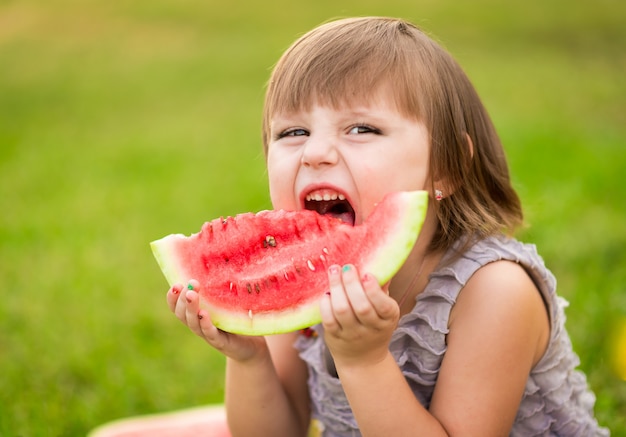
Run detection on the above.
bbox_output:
[262,18,434,147]
[269,36,407,113]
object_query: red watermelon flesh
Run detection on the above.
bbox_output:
[150,190,428,335]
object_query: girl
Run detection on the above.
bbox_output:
[168,17,608,436]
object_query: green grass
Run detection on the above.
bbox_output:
[1,0,624,434]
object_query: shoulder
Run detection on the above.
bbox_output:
[449,259,550,366]
[428,260,550,433]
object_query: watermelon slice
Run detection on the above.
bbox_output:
[150,190,428,336]
[87,405,230,437]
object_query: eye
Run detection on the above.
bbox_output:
[348,124,381,135]
[277,127,309,139]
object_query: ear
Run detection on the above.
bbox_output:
[431,133,474,201]
[431,176,452,201]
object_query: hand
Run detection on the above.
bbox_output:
[166,280,268,362]
[319,264,400,368]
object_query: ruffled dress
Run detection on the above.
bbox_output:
[294,235,610,436]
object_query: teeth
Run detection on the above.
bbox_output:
[305,192,346,202]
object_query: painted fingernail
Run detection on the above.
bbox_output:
[329,265,340,274]
[198,314,204,320]
[325,290,331,296]
[187,283,194,290]
[342,264,351,272]
[172,287,180,295]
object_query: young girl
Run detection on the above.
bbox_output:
[166,17,607,436]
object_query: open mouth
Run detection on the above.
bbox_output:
[304,190,355,226]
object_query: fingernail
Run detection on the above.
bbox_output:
[325,290,331,296]
[329,265,340,274]
[187,283,194,290]
[342,264,351,272]
[198,314,203,320]
[172,287,180,295]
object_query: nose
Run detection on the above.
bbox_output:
[300,135,339,168]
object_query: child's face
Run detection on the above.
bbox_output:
[266,95,431,226]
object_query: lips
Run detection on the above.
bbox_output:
[303,188,355,226]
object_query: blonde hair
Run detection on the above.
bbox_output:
[262,17,523,252]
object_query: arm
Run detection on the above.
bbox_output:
[429,260,549,435]
[225,332,310,436]
[321,261,549,436]
[167,283,310,437]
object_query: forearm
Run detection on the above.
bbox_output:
[336,351,448,437]
[225,352,306,437]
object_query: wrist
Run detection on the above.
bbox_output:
[334,348,394,374]
[226,342,271,367]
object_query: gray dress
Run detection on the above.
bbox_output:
[295,235,610,436]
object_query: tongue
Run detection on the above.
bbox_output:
[328,211,355,226]
[306,196,356,226]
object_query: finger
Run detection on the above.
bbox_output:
[328,265,354,328]
[167,283,184,312]
[341,265,379,325]
[184,289,205,336]
[196,309,227,346]
[174,285,190,321]
[320,290,340,333]
[173,280,200,321]
[362,273,399,320]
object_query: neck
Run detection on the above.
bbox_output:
[390,204,442,312]
[390,247,444,315]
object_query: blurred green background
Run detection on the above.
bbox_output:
[1,0,624,434]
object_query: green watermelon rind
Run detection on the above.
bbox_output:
[151,234,189,287]
[359,190,429,285]
[203,298,322,336]
[150,190,428,336]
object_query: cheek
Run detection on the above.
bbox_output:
[268,180,289,209]
[358,156,429,194]
[266,166,283,208]
[266,150,297,210]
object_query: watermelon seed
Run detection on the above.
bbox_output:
[255,283,261,294]
[323,247,330,255]
[246,283,252,294]
[320,254,327,263]
[307,259,316,271]
[263,235,277,248]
